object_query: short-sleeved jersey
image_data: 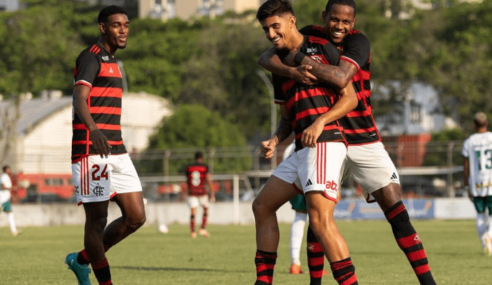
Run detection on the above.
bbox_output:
[273,35,346,152]
[71,44,127,163]
[462,132,492,197]
[0,173,12,191]
[299,25,381,145]
[186,163,209,196]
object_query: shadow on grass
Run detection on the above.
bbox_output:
[113,266,248,273]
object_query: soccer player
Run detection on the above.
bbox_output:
[185,151,215,238]
[65,6,146,285]
[253,1,359,284]
[0,165,20,236]
[462,112,492,255]
[258,1,436,284]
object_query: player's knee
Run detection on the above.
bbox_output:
[87,216,108,233]
[126,212,146,232]
[252,197,273,217]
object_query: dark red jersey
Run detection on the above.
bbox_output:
[71,44,127,163]
[299,25,381,145]
[185,163,209,196]
[273,35,346,151]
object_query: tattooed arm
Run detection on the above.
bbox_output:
[296,57,357,91]
[261,105,293,159]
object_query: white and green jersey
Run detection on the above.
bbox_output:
[462,132,492,197]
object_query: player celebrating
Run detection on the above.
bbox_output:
[253,1,359,285]
[65,6,146,285]
[0,165,20,236]
[462,112,492,255]
[185,151,215,238]
[258,1,436,284]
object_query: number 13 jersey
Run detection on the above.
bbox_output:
[462,132,492,197]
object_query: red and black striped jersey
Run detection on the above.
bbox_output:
[71,44,127,163]
[299,25,381,145]
[273,35,346,151]
[185,163,209,196]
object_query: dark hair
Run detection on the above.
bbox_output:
[195,151,204,160]
[256,0,295,22]
[2,165,10,172]
[325,0,357,16]
[98,5,128,23]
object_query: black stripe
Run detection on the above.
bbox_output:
[92,77,123,89]
[345,133,379,144]
[73,130,89,141]
[308,265,325,271]
[294,117,339,134]
[410,258,429,269]
[363,80,371,91]
[254,281,271,285]
[73,114,121,125]
[307,252,325,258]
[257,269,275,276]
[403,244,424,254]
[255,258,277,265]
[333,267,354,279]
[295,131,344,151]
[100,130,123,141]
[341,116,374,131]
[294,95,334,113]
[90,97,122,108]
[353,81,361,93]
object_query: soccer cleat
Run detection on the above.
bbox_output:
[191,232,197,238]
[65,252,92,285]
[12,229,23,237]
[289,263,303,274]
[482,233,492,256]
[198,228,209,237]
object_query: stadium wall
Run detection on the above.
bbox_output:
[0,198,477,228]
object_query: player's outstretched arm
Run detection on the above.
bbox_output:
[73,85,111,158]
[301,83,358,148]
[261,105,293,159]
[258,47,318,85]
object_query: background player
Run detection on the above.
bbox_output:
[462,112,492,255]
[258,1,436,284]
[65,6,146,285]
[253,1,359,285]
[185,151,215,238]
[0,165,20,236]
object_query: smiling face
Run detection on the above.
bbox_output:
[260,13,297,51]
[322,4,356,44]
[99,13,129,50]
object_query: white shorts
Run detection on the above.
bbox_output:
[272,142,347,203]
[188,195,209,208]
[72,153,142,205]
[343,142,400,202]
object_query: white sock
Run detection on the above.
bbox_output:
[477,213,487,246]
[290,212,307,265]
[8,212,17,234]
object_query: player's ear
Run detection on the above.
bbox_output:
[99,22,106,34]
[289,15,296,28]
[321,10,327,24]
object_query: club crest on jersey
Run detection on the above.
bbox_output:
[109,67,114,74]
[101,55,109,61]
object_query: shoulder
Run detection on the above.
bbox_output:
[300,25,326,38]
[77,45,102,63]
[346,30,370,43]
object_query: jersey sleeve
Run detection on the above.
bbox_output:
[272,73,285,104]
[340,33,370,70]
[74,51,99,89]
[461,139,470,157]
[322,42,341,66]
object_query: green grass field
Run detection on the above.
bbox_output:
[0,220,491,284]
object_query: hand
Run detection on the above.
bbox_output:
[210,195,216,203]
[293,65,318,85]
[301,120,325,148]
[261,138,278,159]
[90,129,111,158]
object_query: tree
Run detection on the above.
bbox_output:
[139,104,252,175]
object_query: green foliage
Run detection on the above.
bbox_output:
[140,104,251,174]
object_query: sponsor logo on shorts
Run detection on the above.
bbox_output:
[75,186,80,194]
[325,181,338,191]
[93,185,104,196]
[305,179,313,187]
[391,172,398,180]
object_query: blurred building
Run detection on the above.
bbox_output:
[375,82,458,137]
[139,0,265,21]
[0,0,19,11]
[0,91,171,174]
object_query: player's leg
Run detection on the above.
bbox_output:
[290,206,307,274]
[188,196,199,238]
[2,201,19,236]
[484,196,492,255]
[350,142,436,285]
[301,142,358,285]
[252,175,299,285]
[199,195,210,237]
[474,197,489,254]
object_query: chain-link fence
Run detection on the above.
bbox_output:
[10,140,469,204]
